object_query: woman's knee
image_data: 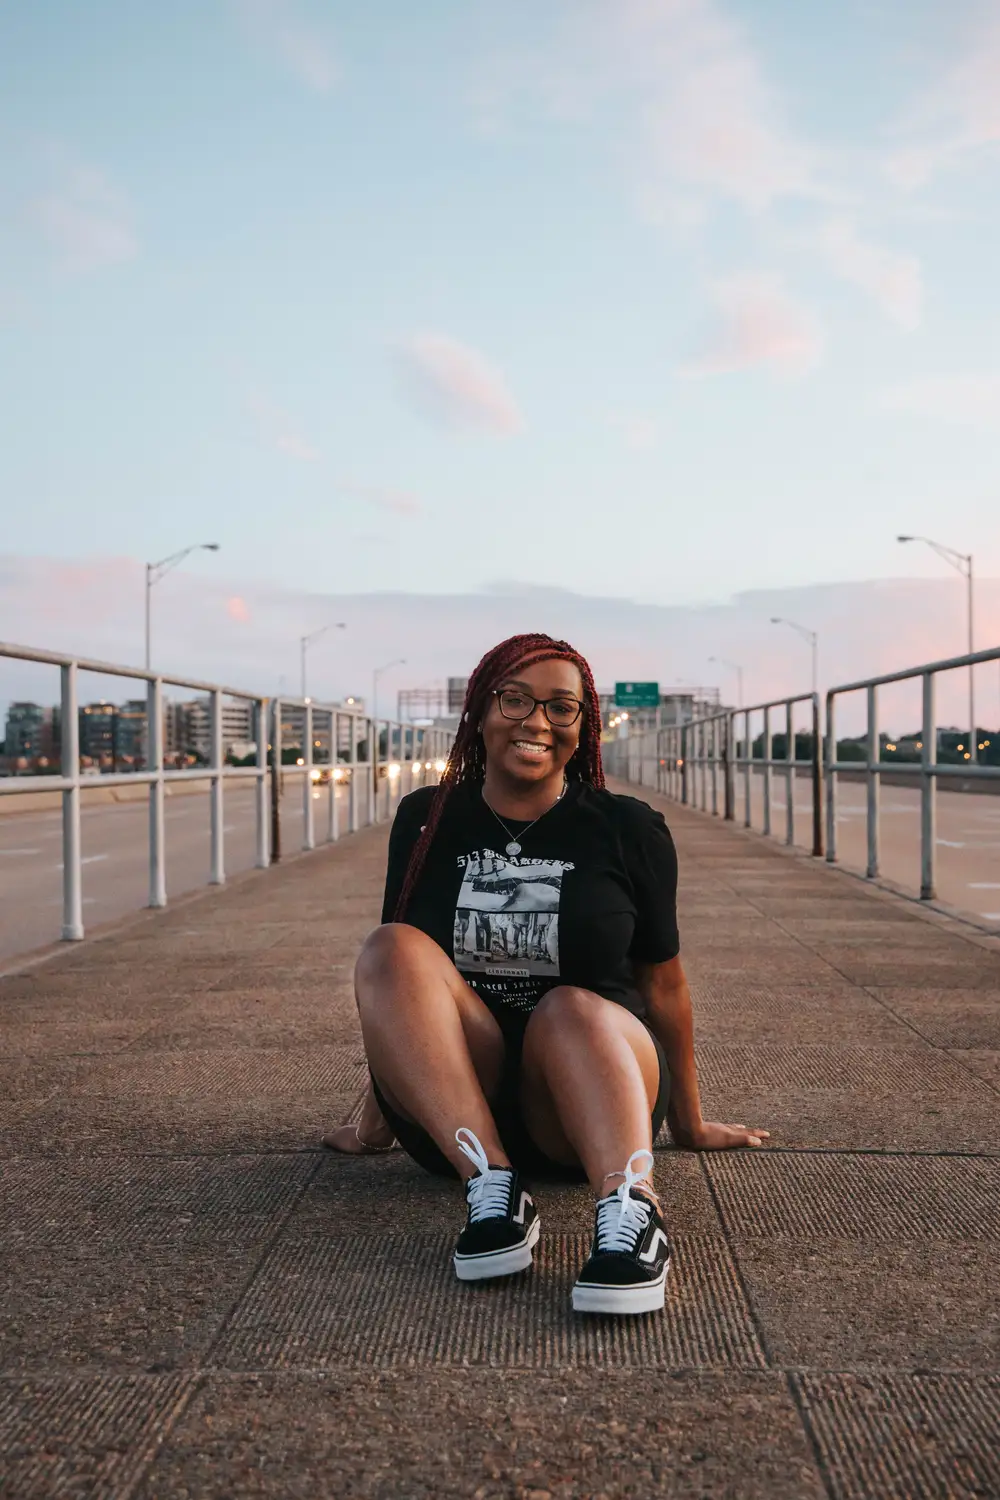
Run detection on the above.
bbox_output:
[354,922,437,993]
[525,985,607,1041]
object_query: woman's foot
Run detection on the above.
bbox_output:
[572,1148,670,1315]
[322,1085,398,1154]
[452,1127,539,1282]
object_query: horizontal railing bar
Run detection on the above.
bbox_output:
[827,761,1000,779]
[829,643,1000,697]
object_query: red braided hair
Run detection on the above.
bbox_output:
[392,632,605,921]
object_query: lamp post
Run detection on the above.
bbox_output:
[897,534,975,764]
[708,655,744,708]
[145,544,220,671]
[372,658,406,721]
[770,617,818,696]
[300,622,346,701]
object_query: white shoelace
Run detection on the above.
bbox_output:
[456,1127,513,1223]
[595,1148,655,1253]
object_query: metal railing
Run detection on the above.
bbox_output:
[825,644,1000,899]
[606,692,823,855]
[0,642,450,943]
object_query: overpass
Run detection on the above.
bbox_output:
[1,637,999,1497]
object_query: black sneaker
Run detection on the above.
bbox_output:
[572,1148,670,1314]
[452,1127,539,1282]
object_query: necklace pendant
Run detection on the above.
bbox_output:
[505,841,521,858]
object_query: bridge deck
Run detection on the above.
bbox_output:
[2,785,998,1498]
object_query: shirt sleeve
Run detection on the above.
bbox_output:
[380,789,433,923]
[619,799,681,963]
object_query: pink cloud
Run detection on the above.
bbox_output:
[395,333,523,435]
[336,483,422,517]
[227,596,251,623]
[813,219,923,330]
[886,12,1000,188]
[232,0,339,91]
[472,0,820,218]
[30,166,136,274]
[681,273,823,377]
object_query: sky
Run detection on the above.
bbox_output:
[1,1,999,667]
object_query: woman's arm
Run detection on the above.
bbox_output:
[633,956,769,1150]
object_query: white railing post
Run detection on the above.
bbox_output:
[866,683,880,879]
[369,717,378,825]
[210,688,224,885]
[742,709,751,828]
[328,712,339,843]
[785,700,795,847]
[349,713,359,833]
[762,707,772,836]
[825,694,838,863]
[255,697,269,868]
[303,701,315,851]
[147,676,166,907]
[60,661,84,940]
[920,673,937,900]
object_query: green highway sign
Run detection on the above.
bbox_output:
[615,681,659,709]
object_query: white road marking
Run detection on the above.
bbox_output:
[0,849,41,856]
[936,839,965,848]
[53,853,110,870]
[968,882,1000,889]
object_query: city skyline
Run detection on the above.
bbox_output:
[1,2,998,612]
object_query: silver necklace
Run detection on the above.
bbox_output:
[481,780,567,858]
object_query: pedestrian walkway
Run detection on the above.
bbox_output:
[2,782,998,1498]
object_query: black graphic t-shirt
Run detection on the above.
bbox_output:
[381,780,680,1024]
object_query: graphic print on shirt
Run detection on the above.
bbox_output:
[453,848,575,993]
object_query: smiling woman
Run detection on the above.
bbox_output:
[325,632,768,1317]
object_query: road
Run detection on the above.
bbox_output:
[0,780,357,965]
[2,774,997,966]
[739,774,1000,927]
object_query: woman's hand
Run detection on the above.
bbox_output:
[669,1118,770,1150]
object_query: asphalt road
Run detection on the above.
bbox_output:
[0,781,356,965]
[2,776,997,966]
[742,775,1000,926]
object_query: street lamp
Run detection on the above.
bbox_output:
[770,617,818,696]
[897,534,976,763]
[708,655,744,708]
[300,622,346,700]
[145,544,220,671]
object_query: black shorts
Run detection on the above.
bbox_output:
[371,1009,670,1182]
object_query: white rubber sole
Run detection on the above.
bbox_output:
[453,1218,540,1281]
[571,1261,670,1315]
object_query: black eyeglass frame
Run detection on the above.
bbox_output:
[491,688,584,727]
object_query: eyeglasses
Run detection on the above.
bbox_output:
[492,688,583,728]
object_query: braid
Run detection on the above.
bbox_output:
[392,633,605,921]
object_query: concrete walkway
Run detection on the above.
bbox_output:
[2,784,998,1498]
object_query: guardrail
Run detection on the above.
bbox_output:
[825,644,1000,899]
[0,642,450,943]
[607,645,1000,906]
[605,692,822,856]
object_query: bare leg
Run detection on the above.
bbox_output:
[355,923,509,1177]
[519,987,661,1194]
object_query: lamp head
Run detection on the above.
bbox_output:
[204,543,221,552]
[896,535,913,543]
[769,616,782,625]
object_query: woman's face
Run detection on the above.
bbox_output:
[480,657,585,788]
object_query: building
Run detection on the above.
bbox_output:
[78,703,118,764]
[599,687,722,736]
[3,702,50,759]
[180,697,255,761]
